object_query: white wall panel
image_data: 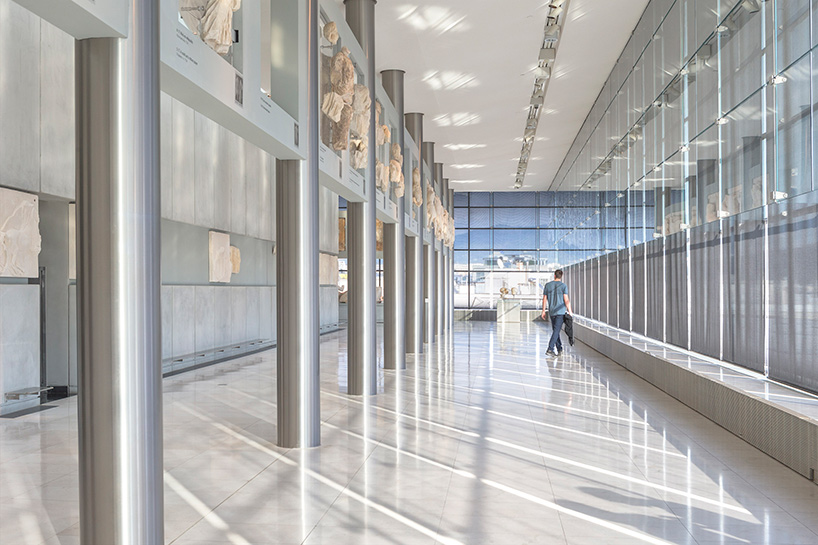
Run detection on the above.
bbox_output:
[214,125,232,231]
[193,111,217,227]
[0,0,40,192]
[259,286,273,341]
[160,92,173,219]
[0,285,40,414]
[172,286,195,357]
[244,142,262,239]
[245,287,260,340]
[230,132,247,235]
[161,285,174,359]
[194,286,215,355]
[172,100,195,224]
[39,19,74,199]
[230,287,247,343]
[214,287,232,347]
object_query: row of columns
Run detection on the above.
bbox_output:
[73,0,454,542]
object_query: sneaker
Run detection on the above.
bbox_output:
[545,350,558,357]
[557,348,564,357]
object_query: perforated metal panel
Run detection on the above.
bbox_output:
[632,244,646,335]
[665,231,688,349]
[607,252,618,328]
[768,191,818,392]
[598,256,608,324]
[591,257,600,320]
[723,209,765,372]
[618,248,631,331]
[689,222,721,359]
[646,238,664,342]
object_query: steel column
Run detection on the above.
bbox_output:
[75,0,163,541]
[381,69,406,370]
[404,113,424,354]
[345,0,378,395]
[421,142,436,343]
[275,0,322,448]
[434,163,445,336]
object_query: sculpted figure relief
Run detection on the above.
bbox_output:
[0,188,41,278]
[201,0,241,55]
[412,168,422,207]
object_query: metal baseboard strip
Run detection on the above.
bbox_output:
[575,321,818,484]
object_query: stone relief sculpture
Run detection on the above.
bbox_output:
[395,172,405,198]
[350,138,368,169]
[322,21,339,45]
[389,159,402,183]
[0,188,41,278]
[322,91,346,123]
[230,246,241,274]
[331,104,353,151]
[201,0,241,55]
[350,84,371,138]
[338,217,346,252]
[391,142,402,165]
[376,160,389,192]
[412,168,422,207]
[209,231,232,283]
[376,124,391,147]
[376,219,384,252]
[330,48,355,101]
[426,184,435,228]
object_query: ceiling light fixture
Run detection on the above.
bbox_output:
[513,0,569,189]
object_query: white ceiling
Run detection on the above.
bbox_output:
[367,0,650,192]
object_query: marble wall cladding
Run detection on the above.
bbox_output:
[68,284,77,392]
[245,286,261,340]
[172,99,196,224]
[214,287,232,347]
[318,186,339,254]
[244,143,261,239]
[161,286,174,359]
[172,286,195,357]
[0,0,40,193]
[194,286,216,354]
[160,93,174,219]
[194,111,217,227]
[319,253,339,286]
[259,154,274,241]
[39,18,74,200]
[230,286,247,344]
[320,286,339,330]
[214,125,232,232]
[259,286,274,341]
[230,132,247,236]
[0,285,40,413]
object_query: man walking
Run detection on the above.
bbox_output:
[541,269,572,357]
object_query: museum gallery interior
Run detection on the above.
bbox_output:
[1,0,818,544]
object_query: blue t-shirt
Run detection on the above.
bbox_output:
[543,280,568,316]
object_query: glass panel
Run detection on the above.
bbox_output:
[454,229,469,250]
[453,192,469,207]
[469,192,491,206]
[493,191,537,207]
[776,53,813,198]
[469,229,491,249]
[469,208,491,228]
[493,207,537,228]
[493,229,536,250]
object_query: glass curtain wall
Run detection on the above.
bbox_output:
[453,191,636,309]
[555,0,818,393]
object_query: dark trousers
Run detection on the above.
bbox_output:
[548,314,565,352]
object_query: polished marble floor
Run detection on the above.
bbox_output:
[2,322,818,545]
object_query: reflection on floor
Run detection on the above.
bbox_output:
[2,322,818,545]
